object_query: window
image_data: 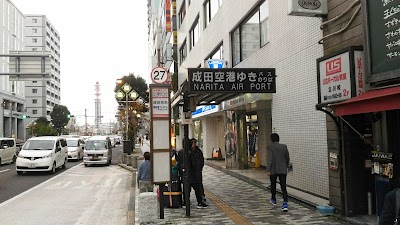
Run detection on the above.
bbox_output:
[32,28,37,33]
[32,89,37,93]
[32,18,37,23]
[32,38,37,43]
[208,44,223,60]
[179,40,187,64]
[32,110,38,114]
[33,81,37,83]
[231,0,269,66]
[178,1,186,26]
[32,99,37,104]
[204,0,223,28]
[32,48,37,51]
[190,17,200,49]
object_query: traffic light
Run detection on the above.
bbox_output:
[22,115,31,119]
[67,114,74,118]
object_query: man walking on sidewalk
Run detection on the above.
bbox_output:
[189,138,208,208]
[266,133,290,211]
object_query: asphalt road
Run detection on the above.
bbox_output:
[0,145,124,204]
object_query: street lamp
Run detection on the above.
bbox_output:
[115,81,138,141]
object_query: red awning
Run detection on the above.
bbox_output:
[331,86,400,116]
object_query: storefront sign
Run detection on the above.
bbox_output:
[317,47,365,105]
[288,0,327,17]
[372,151,393,161]
[192,105,218,118]
[188,68,276,94]
[207,59,225,69]
[362,0,400,83]
[151,88,169,117]
[221,93,272,110]
[329,152,338,171]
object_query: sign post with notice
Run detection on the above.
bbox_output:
[149,84,171,219]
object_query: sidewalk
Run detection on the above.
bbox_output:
[124,141,353,225]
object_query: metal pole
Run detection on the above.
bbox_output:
[125,91,129,141]
[183,93,190,217]
[85,108,88,135]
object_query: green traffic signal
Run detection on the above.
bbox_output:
[22,115,31,119]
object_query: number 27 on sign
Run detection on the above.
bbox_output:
[151,67,168,84]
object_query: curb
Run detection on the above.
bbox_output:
[119,164,136,172]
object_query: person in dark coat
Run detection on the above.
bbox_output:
[379,179,400,225]
[266,133,290,212]
[189,138,208,208]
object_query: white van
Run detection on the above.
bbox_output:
[0,138,17,165]
[16,136,68,175]
[66,137,84,161]
[83,136,112,166]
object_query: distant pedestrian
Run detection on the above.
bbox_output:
[137,152,152,192]
[266,133,290,211]
[189,138,208,208]
[141,136,144,146]
[138,136,142,145]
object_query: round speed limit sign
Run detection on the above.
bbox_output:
[151,67,169,84]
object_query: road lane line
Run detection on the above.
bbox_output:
[0,163,81,209]
[0,169,10,173]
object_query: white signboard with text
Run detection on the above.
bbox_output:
[317,47,366,105]
[151,88,169,117]
[318,52,352,104]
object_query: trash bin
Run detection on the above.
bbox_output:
[123,140,132,155]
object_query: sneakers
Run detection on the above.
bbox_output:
[270,198,277,206]
[281,202,288,211]
[197,202,208,209]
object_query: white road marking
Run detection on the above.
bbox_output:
[0,169,10,173]
[113,178,122,187]
[97,178,111,188]
[0,164,78,209]
[73,181,89,189]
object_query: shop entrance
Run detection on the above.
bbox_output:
[246,114,258,168]
[342,114,376,216]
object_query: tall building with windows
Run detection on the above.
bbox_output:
[0,0,27,139]
[24,15,61,121]
[168,0,329,199]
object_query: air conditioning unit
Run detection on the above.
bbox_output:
[288,0,328,17]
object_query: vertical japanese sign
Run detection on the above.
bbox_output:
[363,0,400,83]
[354,50,369,96]
[166,0,171,32]
[149,84,171,184]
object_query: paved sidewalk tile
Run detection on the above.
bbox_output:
[136,165,350,225]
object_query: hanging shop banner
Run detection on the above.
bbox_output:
[151,87,169,117]
[187,68,276,94]
[317,46,367,105]
[362,0,400,83]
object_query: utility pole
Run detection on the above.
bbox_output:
[85,108,88,135]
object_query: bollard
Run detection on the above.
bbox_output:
[132,156,139,168]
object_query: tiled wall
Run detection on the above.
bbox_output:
[178,0,330,197]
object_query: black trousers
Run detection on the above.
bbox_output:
[189,183,203,204]
[270,174,288,202]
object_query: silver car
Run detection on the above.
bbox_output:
[83,136,112,167]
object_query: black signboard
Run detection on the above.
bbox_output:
[187,68,276,94]
[363,0,400,83]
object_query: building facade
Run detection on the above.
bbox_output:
[24,15,61,122]
[169,0,330,199]
[0,0,27,139]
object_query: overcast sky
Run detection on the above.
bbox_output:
[12,0,150,126]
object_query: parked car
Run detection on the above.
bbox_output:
[114,137,121,145]
[83,136,112,167]
[66,138,84,161]
[16,136,68,175]
[0,138,17,165]
[110,137,116,148]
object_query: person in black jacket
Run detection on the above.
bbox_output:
[189,138,208,208]
[380,181,400,225]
